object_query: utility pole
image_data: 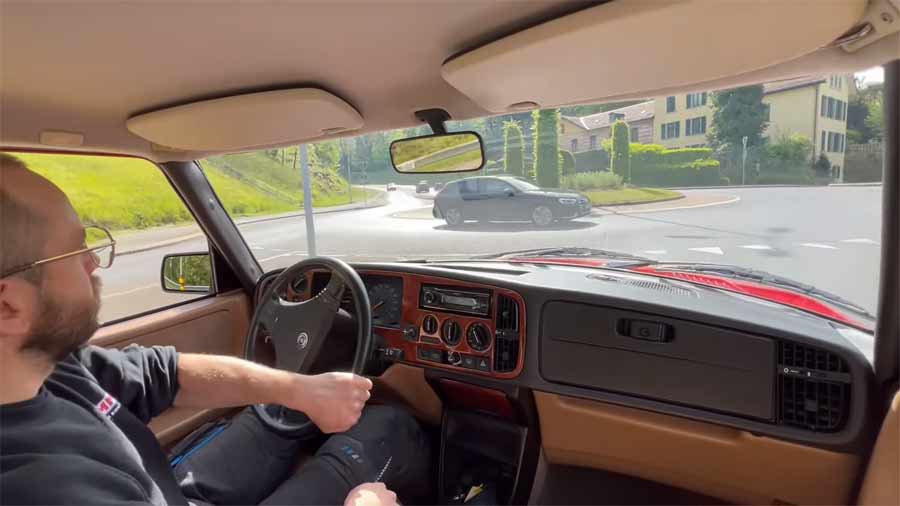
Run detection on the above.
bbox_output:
[300,144,317,257]
[741,136,748,185]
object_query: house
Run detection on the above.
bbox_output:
[652,74,850,178]
[559,101,654,153]
[559,74,851,180]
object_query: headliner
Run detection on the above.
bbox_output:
[1,1,895,162]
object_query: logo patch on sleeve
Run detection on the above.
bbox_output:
[96,393,121,418]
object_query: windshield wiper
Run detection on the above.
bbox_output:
[656,263,873,317]
[474,246,657,265]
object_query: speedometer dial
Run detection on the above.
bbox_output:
[368,281,403,327]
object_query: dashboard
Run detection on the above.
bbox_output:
[264,260,875,454]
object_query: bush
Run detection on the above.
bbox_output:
[560,149,576,176]
[610,121,630,181]
[814,153,832,178]
[719,176,731,185]
[561,171,623,191]
[574,149,609,172]
[503,121,525,177]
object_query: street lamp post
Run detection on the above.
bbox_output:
[741,136,748,185]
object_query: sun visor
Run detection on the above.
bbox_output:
[442,0,868,112]
[126,88,363,151]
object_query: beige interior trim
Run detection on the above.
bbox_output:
[373,364,442,426]
[126,89,363,152]
[91,291,251,442]
[91,291,250,355]
[858,392,900,506]
[534,391,861,505]
[442,0,867,112]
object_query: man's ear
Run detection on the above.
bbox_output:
[0,278,38,342]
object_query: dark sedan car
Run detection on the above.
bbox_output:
[433,176,592,226]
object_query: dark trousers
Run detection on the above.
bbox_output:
[173,406,431,505]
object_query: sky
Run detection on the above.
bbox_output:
[855,66,884,87]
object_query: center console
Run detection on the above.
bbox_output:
[368,271,527,379]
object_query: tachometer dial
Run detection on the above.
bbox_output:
[368,282,403,327]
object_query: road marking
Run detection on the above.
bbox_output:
[643,250,667,255]
[271,248,288,252]
[250,246,265,251]
[739,244,774,250]
[688,247,724,255]
[840,238,879,245]
[800,243,838,250]
[599,195,741,215]
[102,283,158,299]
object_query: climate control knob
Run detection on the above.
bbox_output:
[466,323,492,352]
[422,315,439,335]
[441,320,462,346]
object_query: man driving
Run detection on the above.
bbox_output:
[0,153,431,505]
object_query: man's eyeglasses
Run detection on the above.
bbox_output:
[1,225,116,278]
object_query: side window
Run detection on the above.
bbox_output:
[481,179,513,194]
[459,179,478,195]
[5,152,212,324]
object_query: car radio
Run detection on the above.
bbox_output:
[420,285,491,317]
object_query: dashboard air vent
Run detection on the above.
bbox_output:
[777,342,851,433]
[494,294,520,373]
[586,273,695,297]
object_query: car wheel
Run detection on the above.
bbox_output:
[531,205,554,227]
[444,208,463,226]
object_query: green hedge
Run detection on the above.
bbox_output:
[630,145,714,166]
[631,159,721,187]
[574,149,609,172]
[560,149,576,175]
[754,171,814,185]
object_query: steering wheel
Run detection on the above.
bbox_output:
[245,256,373,436]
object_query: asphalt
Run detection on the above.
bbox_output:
[97,184,884,323]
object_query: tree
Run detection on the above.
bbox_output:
[609,120,631,182]
[559,100,642,118]
[559,149,576,176]
[532,109,560,187]
[503,120,525,177]
[708,85,769,149]
[865,97,884,142]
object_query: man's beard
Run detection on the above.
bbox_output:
[22,275,102,362]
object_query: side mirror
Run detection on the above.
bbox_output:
[390,132,485,174]
[504,188,516,197]
[160,253,212,294]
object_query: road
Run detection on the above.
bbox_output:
[98,185,883,323]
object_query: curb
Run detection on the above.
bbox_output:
[592,194,685,207]
[118,192,388,256]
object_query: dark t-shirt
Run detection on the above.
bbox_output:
[0,345,187,505]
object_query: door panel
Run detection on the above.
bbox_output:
[857,392,899,506]
[91,290,251,445]
[534,391,861,505]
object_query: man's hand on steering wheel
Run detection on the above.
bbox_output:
[286,372,373,433]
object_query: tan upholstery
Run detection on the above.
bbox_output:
[535,391,862,505]
[858,392,900,506]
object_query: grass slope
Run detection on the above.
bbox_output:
[11,152,369,232]
[584,187,681,206]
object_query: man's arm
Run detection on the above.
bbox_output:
[174,353,372,434]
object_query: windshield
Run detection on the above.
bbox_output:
[201,67,886,314]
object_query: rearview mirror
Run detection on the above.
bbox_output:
[161,253,212,294]
[390,132,485,174]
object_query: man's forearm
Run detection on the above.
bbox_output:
[173,353,298,409]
